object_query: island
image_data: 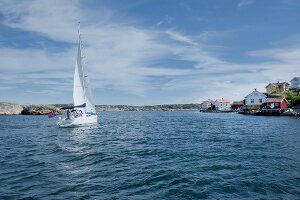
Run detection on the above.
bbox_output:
[0,102,200,115]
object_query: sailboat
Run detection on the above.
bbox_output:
[57,27,98,128]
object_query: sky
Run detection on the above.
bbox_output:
[0,0,300,105]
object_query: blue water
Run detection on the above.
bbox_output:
[0,111,300,199]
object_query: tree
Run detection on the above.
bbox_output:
[284,91,300,108]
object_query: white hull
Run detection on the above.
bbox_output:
[57,114,97,128]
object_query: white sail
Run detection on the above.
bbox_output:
[83,73,96,113]
[73,43,85,111]
[73,36,96,113]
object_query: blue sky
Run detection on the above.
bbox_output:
[0,0,299,105]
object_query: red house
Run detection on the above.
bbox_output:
[231,101,244,110]
[263,97,288,109]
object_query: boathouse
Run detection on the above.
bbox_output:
[262,97,288,109]
[231,101,244,111]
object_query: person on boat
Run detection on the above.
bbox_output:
[71,109,77,118]
[67,109,71,119]
[78,110,82,117]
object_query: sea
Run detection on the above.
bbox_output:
[0,111,299,199]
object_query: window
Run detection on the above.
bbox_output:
[251,99,254,103]
[259,99,262,103]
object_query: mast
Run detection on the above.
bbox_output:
[78,22,87,113]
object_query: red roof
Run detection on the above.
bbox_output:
[231,101,244,105]
[215,98,231,103]
[265,97,287,103]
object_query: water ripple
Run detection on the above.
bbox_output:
[0,112,299,199]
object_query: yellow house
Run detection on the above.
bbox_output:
[265,81,289,94]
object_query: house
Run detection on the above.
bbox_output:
[231,101,244,111]
[262,97,288,110]
[245,88,266,107]
[213,98,231,111]
[199,99,213,111]
[265,81,289,94]
[290,77,300,89]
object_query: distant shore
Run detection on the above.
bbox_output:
[0,102,200,115]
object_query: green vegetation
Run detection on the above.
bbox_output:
[263,92,281,98]
[263,89,300,108]
[284,89,300,108]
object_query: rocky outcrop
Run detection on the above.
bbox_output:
[0,102,24,115]
[21,105,60,115]
[1,102,199,115]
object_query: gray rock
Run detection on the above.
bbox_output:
[0,102,24,115]
[21,105,60,115]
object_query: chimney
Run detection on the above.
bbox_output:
[254,88,257,91]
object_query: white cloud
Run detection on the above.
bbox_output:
[237,0,253,9]
[249,47,300,64]
[156,15,174,26]
[0,0,191,96]
[0,0,299,104]
[165,30,199,46]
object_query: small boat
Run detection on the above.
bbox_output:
[57,26,97,128]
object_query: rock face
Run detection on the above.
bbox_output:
[0,102,24,115]
[21,105,60,115]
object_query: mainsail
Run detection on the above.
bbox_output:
[73,36,96,113]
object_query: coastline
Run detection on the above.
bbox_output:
[0,102,200,115]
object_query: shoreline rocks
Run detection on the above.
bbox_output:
[1,102,200,115]
[0,102,24,115]
[0,102,61,115]
[21,105,61,115]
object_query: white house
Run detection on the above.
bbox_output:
[290,77,300,89]
[213,98,231,111]
[199,99,213,111]
[245,88,266,106]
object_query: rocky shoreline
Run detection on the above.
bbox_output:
[0,102,200,115]
[0,102,24,115]
[0,102,61,115]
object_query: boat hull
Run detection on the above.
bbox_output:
[57,114,97,128]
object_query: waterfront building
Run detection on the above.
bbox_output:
[199,99,214,111]
[265,81,289,94]
[244,88,266,108]
[213,98,231,111]
[262,97,288,110]
[231,101,244,111]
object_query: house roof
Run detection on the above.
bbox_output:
[291,77,300,81]
[265,82,289,88]
[265,97,288,103]
[231,101,244,105]
[245,89,266,98]
[215,98,230,103]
